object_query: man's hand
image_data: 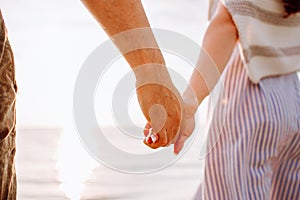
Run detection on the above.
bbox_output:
[81,0,183,149]
[137,78,183,149]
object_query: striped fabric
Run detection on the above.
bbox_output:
[194,49,300,199]
[222,0,300,83]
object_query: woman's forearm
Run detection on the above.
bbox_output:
[184,3,238,111]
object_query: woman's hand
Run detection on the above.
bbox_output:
[173,101,197,154]
[174,89,199,154]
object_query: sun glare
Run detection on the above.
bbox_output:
[56,125,99,200]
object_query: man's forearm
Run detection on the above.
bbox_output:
[81,0,166,68]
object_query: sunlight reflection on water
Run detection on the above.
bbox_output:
[56,126,99,200]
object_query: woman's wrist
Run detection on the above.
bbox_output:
[182,91,199,115]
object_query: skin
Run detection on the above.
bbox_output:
[81,0,238,153]
[174,3,238,154]
[144,2,238,153]
[81,0,183,148]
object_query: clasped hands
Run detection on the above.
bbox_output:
[134,65,198,154]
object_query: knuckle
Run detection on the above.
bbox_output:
[150,143,160,149]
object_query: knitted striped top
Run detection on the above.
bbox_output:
[221,0,300,83]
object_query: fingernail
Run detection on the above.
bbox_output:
[145,135,151,144]
[151,134,157,143]
[149,128,152,132]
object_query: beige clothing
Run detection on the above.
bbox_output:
[0,10,17,200]
[222,0,300,83]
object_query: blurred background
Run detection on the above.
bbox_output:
[0,0,212,199]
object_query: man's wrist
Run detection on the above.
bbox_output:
[134,63,173,88]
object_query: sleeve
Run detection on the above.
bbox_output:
[208,0,218,20]
[208,0,228,20]
[0,43,17,142]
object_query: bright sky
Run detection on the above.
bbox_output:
[0,0,209,127]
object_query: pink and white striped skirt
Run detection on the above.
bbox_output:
[195,49,300,200]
